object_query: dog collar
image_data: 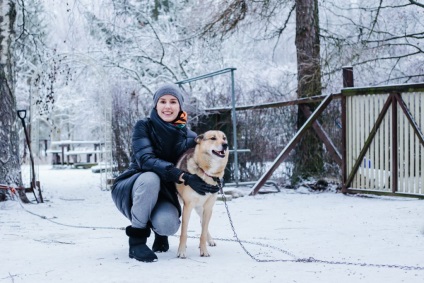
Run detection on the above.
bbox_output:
[199,167,221,184]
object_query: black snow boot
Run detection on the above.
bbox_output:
[125,226,158,262]
[152,232,169,253]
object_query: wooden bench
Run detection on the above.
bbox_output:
[72,162,99,169]
[48,140,104,166]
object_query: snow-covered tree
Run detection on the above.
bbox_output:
[8,0,423,185]
[0,0,28,202]
[201,0,424,183]
[320,0,424,89]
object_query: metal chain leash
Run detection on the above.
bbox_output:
[218,188,424,271]
[8,181,424,271]
[219,190,297,261]
[10,190,124,230]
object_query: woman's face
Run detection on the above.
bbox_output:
[156,94,180,122]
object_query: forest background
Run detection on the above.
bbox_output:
[1,0,424,196]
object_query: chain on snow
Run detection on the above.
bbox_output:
[218,188,424,271]
[9,189,124,230]
[7,182,424,271]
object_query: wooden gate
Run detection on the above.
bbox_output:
[342,83,424,196]
[209,67,424,197]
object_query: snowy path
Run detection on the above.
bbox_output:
[1,165,424,282]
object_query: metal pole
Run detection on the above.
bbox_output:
[230,69,239,186]
[176,67,239,185]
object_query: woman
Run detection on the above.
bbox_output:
[111,83,220,262]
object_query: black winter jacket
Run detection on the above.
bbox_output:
[111,109,197,219]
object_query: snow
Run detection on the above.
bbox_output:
[1,165,424,283]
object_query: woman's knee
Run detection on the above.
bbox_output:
[153,217,180,236]
[151,202,180,236]
[133,172,160,193]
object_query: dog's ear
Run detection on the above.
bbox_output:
[195,134,204,144]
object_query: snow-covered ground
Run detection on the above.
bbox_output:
[1,165,424,283]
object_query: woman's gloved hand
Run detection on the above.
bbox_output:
[181,173,220,195]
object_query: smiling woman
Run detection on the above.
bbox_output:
[110,83,220,263]
[156,95,181,122]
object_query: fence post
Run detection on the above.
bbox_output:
[343,67,354,88]
[342,67,353,193]
[391,93,398,193]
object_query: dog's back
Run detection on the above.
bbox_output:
[176,147,194,173]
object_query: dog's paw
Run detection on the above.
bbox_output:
[200,250,211,257]
[177,249,187,259]
[208,239,216,247]
[200,246,211,257]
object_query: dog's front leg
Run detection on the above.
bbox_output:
[199,198,216,257]
[177,202,194,259]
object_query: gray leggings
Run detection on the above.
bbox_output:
[131,172,180,236]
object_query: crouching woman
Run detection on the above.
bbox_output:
[111,83,219,262]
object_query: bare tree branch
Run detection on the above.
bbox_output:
[272,3,295,56]
[367,0,383,39]
[202,0,248,38]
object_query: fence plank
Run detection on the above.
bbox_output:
[421,95,424,194]
[384,97,393,192]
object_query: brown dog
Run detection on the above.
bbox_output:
[175,130,229,258]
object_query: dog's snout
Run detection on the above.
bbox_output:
[222,143,229,150]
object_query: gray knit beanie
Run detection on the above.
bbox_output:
[153,83,184,109]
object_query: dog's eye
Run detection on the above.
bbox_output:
[210,137,217,140]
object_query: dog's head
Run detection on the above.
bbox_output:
[194,131,229,174]
[195,130,229,158]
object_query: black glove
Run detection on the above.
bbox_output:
[168,166,184,183]
[181,173,220,195]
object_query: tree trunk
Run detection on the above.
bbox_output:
[292,0,324,183]
[0,0,28,202]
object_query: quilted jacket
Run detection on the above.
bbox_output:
[111,108,197,219]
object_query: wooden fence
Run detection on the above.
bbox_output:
[342,83,424,197]
[242,69,424,197]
